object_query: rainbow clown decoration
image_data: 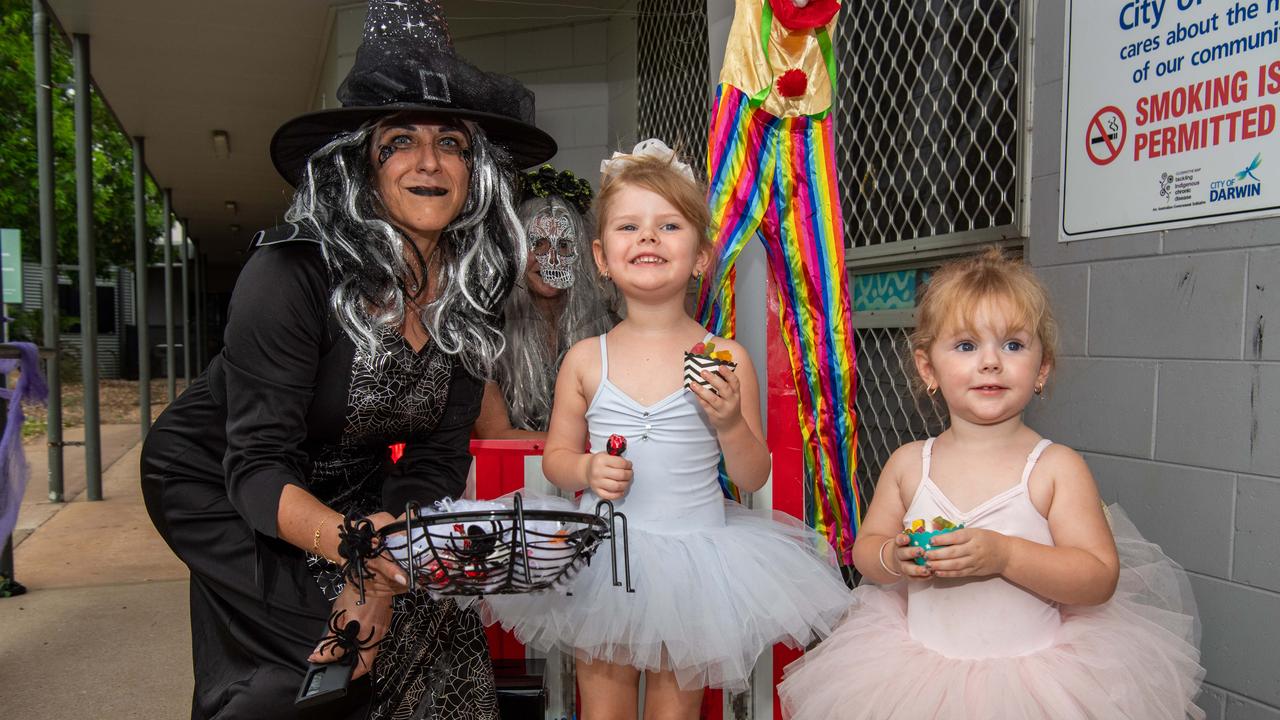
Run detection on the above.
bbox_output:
[695,0,860,561]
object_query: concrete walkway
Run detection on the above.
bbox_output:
[0,426,192,718]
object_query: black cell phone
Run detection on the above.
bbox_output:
[295,653,357,710]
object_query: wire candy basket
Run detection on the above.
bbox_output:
[371,493,634,598]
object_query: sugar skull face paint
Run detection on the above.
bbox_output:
[529,206,578,289]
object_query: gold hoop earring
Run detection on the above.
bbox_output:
[601,269,611,280]
[1034,381,1045,396]
[926,384,937,398]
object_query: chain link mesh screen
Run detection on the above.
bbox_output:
[631,2,1026,515]
[836,0,1023,249]
[636,0,709,173]
[853,327,949,504]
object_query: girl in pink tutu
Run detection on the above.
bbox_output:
[780,247,1205,720]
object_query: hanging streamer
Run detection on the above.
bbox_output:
[697,0,859,562]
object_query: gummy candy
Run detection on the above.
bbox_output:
[904,520,964,565]
[688,341,734,363]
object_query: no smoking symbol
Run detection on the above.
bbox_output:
[1086,106,1126,166]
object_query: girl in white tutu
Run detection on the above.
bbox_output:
[779,247,1205,719]
[482,140,851,718]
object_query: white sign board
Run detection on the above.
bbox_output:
[1061,0,1280,240]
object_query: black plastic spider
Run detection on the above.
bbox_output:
[562,525,604,548]
[337,515,382,602]
[453,522,499,561]
[313,609,381,668]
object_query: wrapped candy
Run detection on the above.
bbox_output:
[607,434,628,457]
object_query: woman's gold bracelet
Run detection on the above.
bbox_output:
[313,512,343,558]
[312,518,327,556]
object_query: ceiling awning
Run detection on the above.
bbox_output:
[42,0,634,278]
[43,0,346,270]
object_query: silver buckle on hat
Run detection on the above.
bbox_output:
[418,70,451,103]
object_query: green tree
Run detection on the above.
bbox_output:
[0,0,164,274]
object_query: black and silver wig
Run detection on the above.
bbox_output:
[284,121,524,378]
[494,196,617,431]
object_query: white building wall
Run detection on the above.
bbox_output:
[456,21,612,186]
[312,4,639,189]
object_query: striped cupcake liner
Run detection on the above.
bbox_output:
[683,352,738,391]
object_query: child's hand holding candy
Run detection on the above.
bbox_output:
[689,362,746,433]
[586,436,633,500]
[922,527,1012,578]
[882,532,935,579]
[586,453,632,501]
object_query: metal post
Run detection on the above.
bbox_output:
[73,34,101,500]
[133,137,151,436]
[200,251,209,369]
[163,189,175,403]
[0,536,17,596]
[0,194,13,592]
[194,244,206,372]
[179,218,190,385]
[33,0,63,503]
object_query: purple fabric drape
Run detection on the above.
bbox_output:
[0,342,49,543]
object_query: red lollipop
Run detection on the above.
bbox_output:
[606,434,628,457]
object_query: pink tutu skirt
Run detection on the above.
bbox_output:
[779,507,1205,719]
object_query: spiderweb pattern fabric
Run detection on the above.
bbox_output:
[307,329,454,599]
[371,597,499,720]
[296,328,494,716]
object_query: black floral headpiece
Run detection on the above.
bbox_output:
[521,165,594,216]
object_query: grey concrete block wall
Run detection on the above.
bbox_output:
[1029,0,1280,715]
[1088,254,1247,359]
[1193,575,1280,709]
[1203,686,1228,720]
[1247,249,1280,362]
[1227,697,1280,720]
[1083,454,1234,578]
[1235,476,1280,594]
[1033,264,1087,355]
[1025,358,1156,455]
[1156,363,1280,476]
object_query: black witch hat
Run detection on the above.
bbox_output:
[271,0,557,185]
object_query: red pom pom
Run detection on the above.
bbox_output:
[777,69,808,98]
[768,0,840,31]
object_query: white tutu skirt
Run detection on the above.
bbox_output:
[481,499,851,691]
[779,506,1206,720]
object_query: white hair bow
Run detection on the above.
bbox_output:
[599,138,696,183]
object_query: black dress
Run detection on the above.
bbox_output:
[141,228,499,720]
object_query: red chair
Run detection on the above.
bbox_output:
[469,439,546,662]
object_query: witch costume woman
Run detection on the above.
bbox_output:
[140,1,555,718]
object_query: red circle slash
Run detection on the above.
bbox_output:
[1085,106,1126,166]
